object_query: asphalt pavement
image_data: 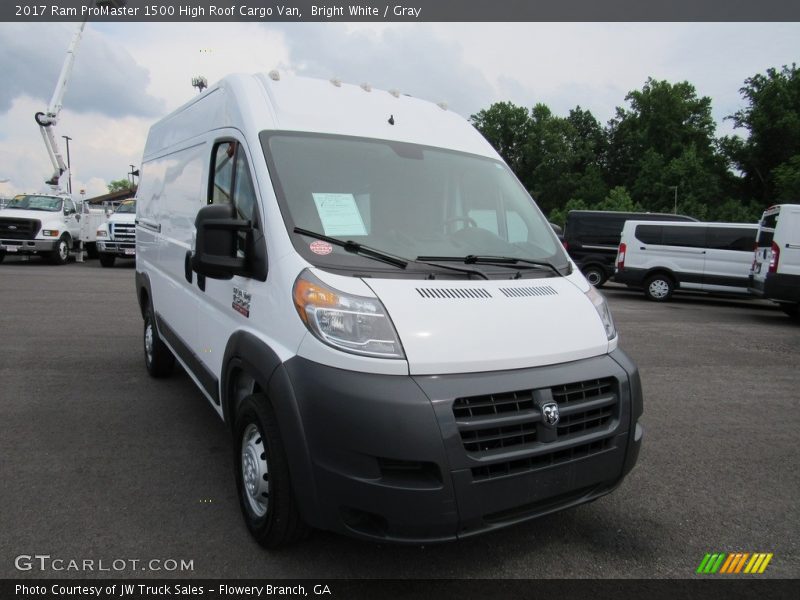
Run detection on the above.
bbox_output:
[1,256,798,579]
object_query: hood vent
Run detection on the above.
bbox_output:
[499,286,558,298]
[416,287,492,299]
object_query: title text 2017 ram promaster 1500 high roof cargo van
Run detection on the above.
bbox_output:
[135,72,643,547]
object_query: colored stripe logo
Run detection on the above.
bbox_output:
[697,552,773,574]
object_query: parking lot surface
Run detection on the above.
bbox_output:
[1,257,798,578]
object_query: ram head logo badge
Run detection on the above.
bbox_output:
[542,402,560,428]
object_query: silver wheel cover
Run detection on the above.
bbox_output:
[241,423,269,517]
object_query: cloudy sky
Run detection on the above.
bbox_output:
[0,21,798,198]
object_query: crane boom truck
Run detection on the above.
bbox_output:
[0,2,125,265]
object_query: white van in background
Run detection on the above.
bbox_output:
[615,221,758,301]
[135,71,643,547]
[749,204,800,318]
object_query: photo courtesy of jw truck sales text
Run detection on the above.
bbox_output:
[136,70,642,546]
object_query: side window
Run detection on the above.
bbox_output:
[636,225,662,244]
[64,199,75,214]
[661,226,705,248]
[707,227,756,251]
[209,140,259,257]
[210,142,235,205]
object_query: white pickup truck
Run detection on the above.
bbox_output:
[96,199,136,267]
[0,193,105,264]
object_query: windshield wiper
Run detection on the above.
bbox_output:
[294,227,408,269]
[412,258,489,280]
[417,255,565,277]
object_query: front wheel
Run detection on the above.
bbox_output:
[49,236,70,265]
[234,393,309,548]
[644,273,675,302]
[0,251,5,264]
[143,307,174,377]
[99,253,116,268]
[583,265,607,287]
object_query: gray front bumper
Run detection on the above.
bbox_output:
[278,348,644,542]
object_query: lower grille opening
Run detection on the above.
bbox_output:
[482,485,600,525]
[471,438,614,481]
[377,457,442,488]
[340,506,388,538]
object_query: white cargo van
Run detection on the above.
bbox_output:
[615,221,758,301]
[749,204,800,318]
[136,72,643,547]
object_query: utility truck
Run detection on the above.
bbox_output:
[0,193,103,264]
[96,199,136,267]
[8,1,128,263]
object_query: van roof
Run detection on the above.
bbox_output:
[144,71,498,160]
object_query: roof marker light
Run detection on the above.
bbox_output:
[360,83,372,92]
[389,89,400,98]
[437,101,448,111]
[330,78,342,87]
[268,70,280,81]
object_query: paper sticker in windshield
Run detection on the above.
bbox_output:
[310,240,334,255]
[232,287,251,318]
[312,193,367,236]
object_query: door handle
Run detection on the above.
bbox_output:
[787,243,800,249]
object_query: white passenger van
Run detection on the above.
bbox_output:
[136,72,643,547]
[615,221,758,301]
[749,204,800,318]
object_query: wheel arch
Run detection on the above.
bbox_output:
[644,267,678,286]
[221,330,320,525]
[135,270,153,319]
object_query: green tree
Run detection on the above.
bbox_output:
[470,102,533,178]
[773,155,800,200]
[607,78,732,214]
[596,186,642,212]
[107,178,133,193]
[724,64,800,203]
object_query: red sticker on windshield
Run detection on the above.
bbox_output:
[310,240,333,255]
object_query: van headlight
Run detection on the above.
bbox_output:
[293,270,405,359]
[585,285,616,340]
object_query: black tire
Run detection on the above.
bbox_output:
[0,251,5,264]
[143,307,174,377]
[49,236,70,265]
[779,303,799,320]
[644,273,674,302]
[583,265,607,287]
[234,393,309,548]
[99,253,116,268]
[86,242,99,259]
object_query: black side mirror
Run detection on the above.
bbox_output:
[192,204,250,280]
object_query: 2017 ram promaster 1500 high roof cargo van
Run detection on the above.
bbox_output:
[135,72,643,547]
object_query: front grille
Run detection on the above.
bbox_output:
[452,376,619,479]
[0,218,41,240]
[110,222,135,242]
[471,438,613,481]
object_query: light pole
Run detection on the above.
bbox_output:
[669,186,678,214]
[62,135,73,194]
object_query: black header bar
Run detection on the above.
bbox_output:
[3,0,800,22]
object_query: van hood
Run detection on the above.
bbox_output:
[363,276,612,375]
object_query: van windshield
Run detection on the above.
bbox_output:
[262,132,566,276]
